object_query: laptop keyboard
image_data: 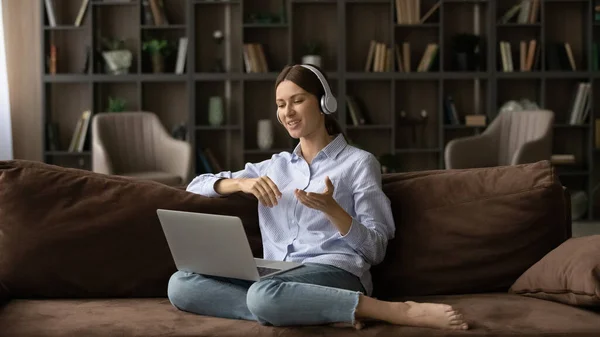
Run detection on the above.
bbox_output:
[257,266,281,277]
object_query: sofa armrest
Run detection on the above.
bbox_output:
[155,136,192,184]
[444,133,497,169]
[511,137,552,165]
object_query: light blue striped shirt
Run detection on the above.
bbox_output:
[186,133,396,295]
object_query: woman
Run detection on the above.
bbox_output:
[168,64,469,331]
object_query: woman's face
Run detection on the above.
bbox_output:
[276,80,324,139]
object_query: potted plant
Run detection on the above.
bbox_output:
[107,96,126,112]
[101,37,132,75]
[143,38,170,73]
[301,41,322,68]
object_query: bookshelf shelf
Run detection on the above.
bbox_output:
[496,23,542,28]
[395,23,440,28]
[193,0,240,4]
[243,23,289,29]
[40,0,599,219]
[346,125,393,130]
[44,25,87,31]
[141,24,187,30]
[195,125,241,130]
[91,1,139,6]
[395,148,441,154]
[45,151,91,156]
[554,124,589,129]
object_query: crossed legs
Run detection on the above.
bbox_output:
[167,263,468,330]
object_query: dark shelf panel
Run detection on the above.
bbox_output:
[292,0,337,3]
[444,125,485,130]
[44,25,86,31]
[444,0,488,3]
[90,74,141,82]
[496,72,543,79]
[443,72,489,79]
[243,23,289,29]
[346,72,394,80]
[141,25,187,30]
[554,124,589,129]
[43,74,91,83]
[242,73,279,81]
[345,0,389,3]
[194,0,240,4]
[91,0,139,6]
[395,23,440,28]
[545,71,591,79]
[45,151,91,156]
[195,125,241,130]
[496,23,541,28]
[395,148,441,154]
[346,124,393,130]
[195,73,241,81]
[138,74,188,82]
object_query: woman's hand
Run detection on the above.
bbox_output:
[238,176,282,207]
[295,176,352,235]
[294,176,338,214]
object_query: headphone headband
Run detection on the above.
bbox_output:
[299,64,337,114]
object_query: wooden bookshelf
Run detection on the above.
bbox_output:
[40,0,599,219]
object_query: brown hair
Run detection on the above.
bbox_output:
[275,64,344,137]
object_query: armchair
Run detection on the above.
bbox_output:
[91,111,192,186]
[444,109,554,169]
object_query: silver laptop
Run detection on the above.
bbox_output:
[156,209,302,281]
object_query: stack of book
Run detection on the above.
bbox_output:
[498,0,539,24]
[243,44,269,73]
[364,41,438,73]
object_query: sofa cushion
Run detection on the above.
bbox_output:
[0,160,260,299]
[1,294,599,337]
[372,161,570,299]
[509,235,600,307]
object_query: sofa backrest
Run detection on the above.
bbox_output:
[0,160,259,299]
[371,160,570,299]
[0,160,569,300]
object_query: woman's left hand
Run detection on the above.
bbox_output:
[295,176,339,214]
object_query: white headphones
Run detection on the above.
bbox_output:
[276,64,338,123]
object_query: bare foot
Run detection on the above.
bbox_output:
[388,301,469,330]
[353,320,365,330]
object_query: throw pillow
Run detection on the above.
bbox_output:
[509,235,600,307]
[0,160,260,299]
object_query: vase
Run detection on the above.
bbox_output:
[102,50,132,75]
[257,119,274,150]
[302,55,322,68]
[208,96,224,126]
[151,53,164,73]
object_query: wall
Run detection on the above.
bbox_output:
[3,0,42,161]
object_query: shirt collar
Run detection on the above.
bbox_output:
[291,133,347,162]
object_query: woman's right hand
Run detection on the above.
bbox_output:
[238,176,282,207]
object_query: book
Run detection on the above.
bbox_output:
[175,37,188,74]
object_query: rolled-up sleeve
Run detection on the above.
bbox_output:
[186,159,272,197]
[341,154,396,265]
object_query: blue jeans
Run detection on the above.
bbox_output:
[167,263,365,326]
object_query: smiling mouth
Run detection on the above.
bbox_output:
[287,120,300,127]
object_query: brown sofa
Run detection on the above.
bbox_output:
[0,159,598,337]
